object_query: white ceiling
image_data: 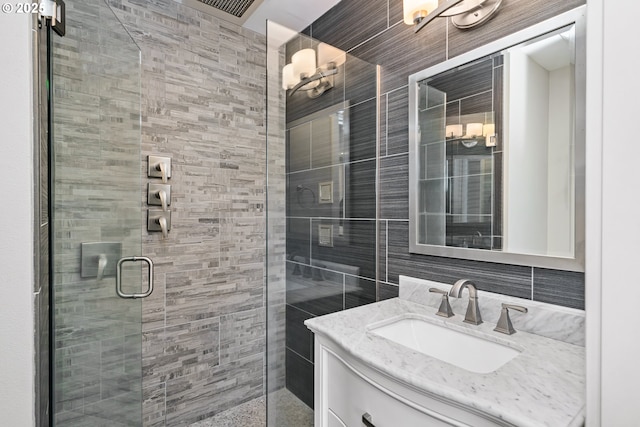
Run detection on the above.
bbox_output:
[242,0,342,35]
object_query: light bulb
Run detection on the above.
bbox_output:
[445,124,463,138]
[403,0,438,25]
[292,48,316,79]
[282,63,297,90]
[318,43,346,68]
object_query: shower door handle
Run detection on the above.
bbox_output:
[116,256,154,299]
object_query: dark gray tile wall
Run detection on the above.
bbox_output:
[283,34,379,406]
[282,0,586,407]
[307,0,586,309]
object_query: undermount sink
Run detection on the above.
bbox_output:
[367,314,521,374]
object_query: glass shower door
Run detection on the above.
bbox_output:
[266,20,380,427]
[51,0,145,425]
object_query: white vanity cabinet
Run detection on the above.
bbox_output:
[314,334,511,427]
[306,278,586,427]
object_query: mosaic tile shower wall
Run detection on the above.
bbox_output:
[111,1,266,424]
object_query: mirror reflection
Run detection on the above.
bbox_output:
[410,22,583,270]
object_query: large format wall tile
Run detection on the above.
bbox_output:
[533,268,585,310]
[285,349,314,409]
[311,219,376,279]
[387,221,533,299]
[310,0,388,53]
[380,154,409,220]
[303,0,586,310]
[286,304,315,361]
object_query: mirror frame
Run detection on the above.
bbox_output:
[408,6,586,272]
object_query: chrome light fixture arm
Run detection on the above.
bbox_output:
[414,0,465,32]
[288,65,339,97]
[413,0,502,32]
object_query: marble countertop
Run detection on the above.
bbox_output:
[305,297,585,427]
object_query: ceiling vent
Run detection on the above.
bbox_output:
[176,0,264,25]
[196,0,256,18]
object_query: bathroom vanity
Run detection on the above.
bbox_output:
[305,276,585,427]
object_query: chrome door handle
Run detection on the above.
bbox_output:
[116,256,154,299]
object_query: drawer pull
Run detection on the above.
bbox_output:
[362,412,375,427]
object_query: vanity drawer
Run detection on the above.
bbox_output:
[325,351,454,427]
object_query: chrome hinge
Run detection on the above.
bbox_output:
[40,0,65,36]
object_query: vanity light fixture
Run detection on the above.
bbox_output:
[282,43,346,98]
[403,0,502,32]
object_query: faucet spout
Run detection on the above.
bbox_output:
[449,279,482,325]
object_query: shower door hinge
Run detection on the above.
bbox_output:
[40,0,65,36]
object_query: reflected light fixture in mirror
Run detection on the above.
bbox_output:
[461,122,483,148]
[445,122,495,148]
[403,0,503,32]
[466,122,483,137]
[445,124,463,139]
[282,43,345,98]
[483,123,496,146]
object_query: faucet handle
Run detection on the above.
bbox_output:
[429,288,454,318]
[494,303,528,335]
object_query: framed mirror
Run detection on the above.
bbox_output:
[408,7,585,271]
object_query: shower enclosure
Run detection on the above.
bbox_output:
[50,0,146,424]
[265,21,380,426]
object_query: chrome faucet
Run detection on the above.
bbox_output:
[448,279,483,325]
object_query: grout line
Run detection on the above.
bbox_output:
[383,92,388,157]
[386,220,389,283]
[287,156,378,176]
[286,346,314,365]
[445,19,449,61]
[308,121,312,170]
[380,151,408,160]
[288,216,377,221]
[308,218,312,262]
[287,258,376,283]
[344,20,404,56]
[342,274,346,309]
[531,268,535,300]
[387,0,390,28]
[286,303,316,318]
[375,64,381,302]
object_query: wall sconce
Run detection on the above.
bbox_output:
[282,43,346,98]
[403,0,502,32]
[445,122,495,148]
